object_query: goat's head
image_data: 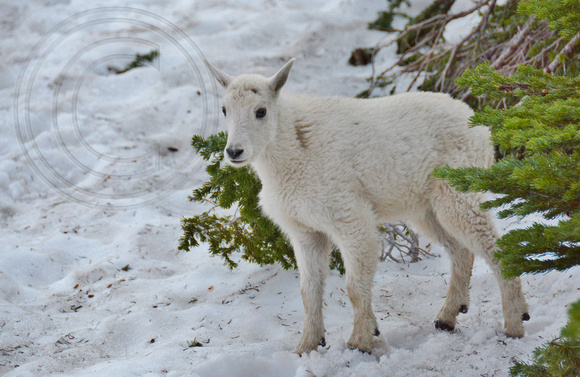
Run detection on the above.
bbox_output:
[206,59,295,167]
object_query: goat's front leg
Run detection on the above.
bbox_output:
[288,230,331,355]
[332,216,380,353]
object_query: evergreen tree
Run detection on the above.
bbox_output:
[436,63,580,277]
[435,1,580,373]
[434,64,580,375]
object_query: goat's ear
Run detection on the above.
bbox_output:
[269,58,295,93]
[205,60,233,88]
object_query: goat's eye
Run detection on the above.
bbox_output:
[256,108,267,119]
[222,106,226,116]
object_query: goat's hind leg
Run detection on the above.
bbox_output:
[288,230,331,355]
[434,244,474,332]
[430,184,529,337]
[408,208,475,332]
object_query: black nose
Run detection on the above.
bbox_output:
[226,148,244,160]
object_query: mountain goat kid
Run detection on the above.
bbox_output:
[206,58,529,354]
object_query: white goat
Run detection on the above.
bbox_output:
[206,58,529,354]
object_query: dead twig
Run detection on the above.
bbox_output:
[436,0,497,91]
[367,0,493,97]
[379,223,438,263]
[492,17,534,69]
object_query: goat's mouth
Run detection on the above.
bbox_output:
[227,158,248,167]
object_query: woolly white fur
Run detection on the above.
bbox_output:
[207,59,528,354]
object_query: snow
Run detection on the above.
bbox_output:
[1,0,578,376]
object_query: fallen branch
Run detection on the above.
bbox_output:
[545,33,580,74]
[358,2,572,105]
[367,0,493,97]
[492,17,533,69]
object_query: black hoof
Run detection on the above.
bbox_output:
[374,328,380,336]
[348,345,371,354]
[434,320,455,332]
[522,313,530,321]
[318,338,326,347]
[459,304,468,314]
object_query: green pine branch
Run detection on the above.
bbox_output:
[107,49,159,75]
[179,132,297,270]
[518,0,580,40]
[510,335,580,376]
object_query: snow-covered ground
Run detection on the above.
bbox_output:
[1,0,578,376]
